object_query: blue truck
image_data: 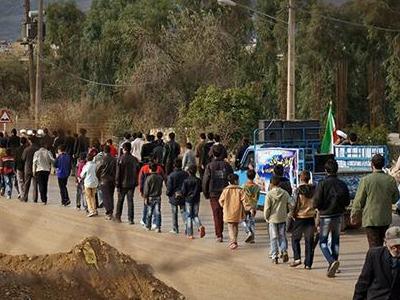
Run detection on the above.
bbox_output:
[235,120,388,209]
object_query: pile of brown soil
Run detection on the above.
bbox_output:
[0,237,184,300]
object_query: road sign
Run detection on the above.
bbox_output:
[0,110,12,123]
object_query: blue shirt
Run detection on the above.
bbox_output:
[55,153,71,179]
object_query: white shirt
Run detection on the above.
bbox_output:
[80,161,98,188]
[131,138,145,162]
[33,147,55,173]
[182,149,196,171]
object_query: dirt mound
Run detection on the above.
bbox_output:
[0,237,184,300]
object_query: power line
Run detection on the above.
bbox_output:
[297,7,400,33]
[39,56,142,88]
[234,2,288,25]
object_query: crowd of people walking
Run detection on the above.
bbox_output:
[0,127,399,298]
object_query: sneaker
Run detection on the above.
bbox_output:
[156,228,161,233]
[304,266,312,270]
[327,261,340,278]
[63,200,71,206]
[151,223,157,230]
[129,220,135,225]
[169,230,178,234]
[87,212,96,217]
[199,226,206,238]
[105,215,113,221]
[140,220,145,226]
[6,195,11,200]
[216,237,223,243]
[282,252,289,263]
[76,206,81,210]
[244,232,254,243]
[229,242,238,250]
[289,260,302,268]
[272,257,279,264]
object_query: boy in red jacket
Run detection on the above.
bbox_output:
[0,149,16,199]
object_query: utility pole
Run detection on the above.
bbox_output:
[35,0,44,128]
[286,0,296,120]
[24,0,35,120]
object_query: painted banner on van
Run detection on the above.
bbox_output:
[254,148,299,191]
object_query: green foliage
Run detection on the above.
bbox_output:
[178,85,263,148]
[0,56,29,112]
[347,124,389,145]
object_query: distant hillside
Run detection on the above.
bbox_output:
[0,0,347,41]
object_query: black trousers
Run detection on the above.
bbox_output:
[57,177,70,204]
[365,225,389,248]
[23,172,38,202]
[291,217,315,267]
[36,170,50,203]
[116,188,134,222]
[100,181,115,215]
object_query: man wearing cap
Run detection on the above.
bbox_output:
[351,154,399,248]
[353,226,400,300]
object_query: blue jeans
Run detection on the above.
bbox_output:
[171,203,186,233]
[76,181,87,209]
[185,202,202,236]
[147,197,161,229]
[4,174,14,197]
[142,203,157,225]
[243,211,255,235]
[268,222,287,259]
[319,216,341,265]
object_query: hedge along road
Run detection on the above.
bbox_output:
[0,175,398,300]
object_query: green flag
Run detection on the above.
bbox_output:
[321,104,336,154]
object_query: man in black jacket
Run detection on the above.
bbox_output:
[353,226,400,300]
[163,132,180,175]
[96,145,117,220]
[115,142,139,224]
[203,144,233,242]
[166,158,188,234]
[313,159,350,278]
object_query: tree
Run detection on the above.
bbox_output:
[177,85,264,148]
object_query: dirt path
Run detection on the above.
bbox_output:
[1,175,393,299]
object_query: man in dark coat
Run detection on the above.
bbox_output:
[203,144,233,242]
[166,158,188,234]
[115,142,139,224]
[21,136,40,202]
[163,132,180,175]
[96,145,117,220]
[353,226,400,300]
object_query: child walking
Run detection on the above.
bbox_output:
[182,165,205,239]
[219,174,247,250]
[75,152,87,211]
[80,154,98,217]
[289,170,316,269]
[242,169,260,243]
[143,163,164,232]
[264,175,290,264]
[0,149,15,199]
